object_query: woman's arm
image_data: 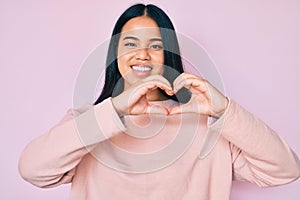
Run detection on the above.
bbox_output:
[170,72,300,186]
[212,99,300,187]
[18,98,126,188]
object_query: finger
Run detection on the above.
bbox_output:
[144,74,175,95]
[172,73,186,90]
[173,72,198,86]
[146,104,169,115]
[127,82,171,107]
[174,77,208,94]
[129,95,149,115]
[169,100,203,115]
[125,75,173,110]
[173,73,198,92]
[143,74,172,89]
[188,78,209,93]
[173,77,195,93]
[138,79,173,95]
[168,105,182,115]
[139,81,172,94]
[169,104,195,115]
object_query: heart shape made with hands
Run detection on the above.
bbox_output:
[146,75,211,116]
[143,87,191,115]
[112,73,228,118]
[142,74,222,117]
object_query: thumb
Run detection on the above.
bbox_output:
[169,103,198,115]
[147,104,169,115]
[169,105,183,115]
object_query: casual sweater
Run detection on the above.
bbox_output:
[19,98,300,200]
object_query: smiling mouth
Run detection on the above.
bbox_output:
[131,65,152,72]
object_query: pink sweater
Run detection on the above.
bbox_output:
[19,98,300,200]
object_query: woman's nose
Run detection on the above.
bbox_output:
[135,47,150,61]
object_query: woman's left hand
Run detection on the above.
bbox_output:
[169,73,229,118]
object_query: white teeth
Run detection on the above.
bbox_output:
[132,66,152,72]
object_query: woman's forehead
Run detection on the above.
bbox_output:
[122,16,159,30]
[120,16,161,40]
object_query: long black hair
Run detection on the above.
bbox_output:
[94,4,190,105]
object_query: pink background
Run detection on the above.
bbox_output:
[1,0,299,199]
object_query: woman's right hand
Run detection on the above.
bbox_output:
[111,75,173,117]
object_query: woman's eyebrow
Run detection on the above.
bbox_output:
[123,36,138,41]
[149,38,162,42]
[122,36,162,42]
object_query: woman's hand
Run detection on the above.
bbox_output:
[169,73,229,118]
[111,75,173,117]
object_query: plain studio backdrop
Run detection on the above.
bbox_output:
[1,0,299,199]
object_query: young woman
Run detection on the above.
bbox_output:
[19,4,300,200]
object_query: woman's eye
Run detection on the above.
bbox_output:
[150,44,163,50]
[124,43,136,47]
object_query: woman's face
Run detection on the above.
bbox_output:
[117,16,164,89]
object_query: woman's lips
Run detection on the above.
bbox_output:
[131,65,152,76]
[131,65,152,72]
